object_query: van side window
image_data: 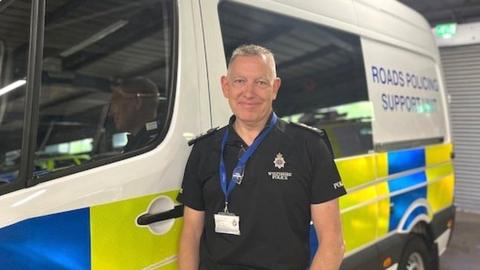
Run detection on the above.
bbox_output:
[33,0,175,177]
[218,2,373,158]
[0,0,30,186]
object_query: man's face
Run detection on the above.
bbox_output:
[221,55,281,125]
[109,89,138,132]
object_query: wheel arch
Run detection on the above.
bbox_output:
[397,198,432,234]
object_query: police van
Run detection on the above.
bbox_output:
[0,0,455,269]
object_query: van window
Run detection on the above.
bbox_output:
[33,0,175,177]
[218,2,373,158]
[0,0,30,185]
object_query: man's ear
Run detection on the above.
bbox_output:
[272,77,281,100]
[221,75,230,98]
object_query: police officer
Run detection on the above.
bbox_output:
[177,44,346,270]
[109,77,160,152]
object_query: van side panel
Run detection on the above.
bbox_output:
[425,144,455,213]
[0,191,182,269]
[273,0,357,25]
[361,37,447,147]
[339,181,379,251]
[0,208,90,269]
[338,143,454,254]
[353,0,436,56]
[90,191,181,270]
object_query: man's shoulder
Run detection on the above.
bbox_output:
[187,127,223,146]
[285,122,334,156]
[286,121,326,137]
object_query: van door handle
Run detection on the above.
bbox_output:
[137,204,183,225]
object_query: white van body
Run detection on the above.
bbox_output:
[0,1,455,269]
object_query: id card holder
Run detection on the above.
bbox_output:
[214,212,240,235]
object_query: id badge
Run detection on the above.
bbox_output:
[214,212,240,235]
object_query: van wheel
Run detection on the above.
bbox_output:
[398,235,435,270]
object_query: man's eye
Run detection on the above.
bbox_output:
[233,79,246,86]
[256,80,269,87]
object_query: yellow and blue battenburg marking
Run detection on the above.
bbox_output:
[0,144,454,267]
[0,191,182,270]
[310,143,454,258]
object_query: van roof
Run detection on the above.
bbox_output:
[271,0,438,60]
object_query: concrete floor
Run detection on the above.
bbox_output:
[440,210,480,270]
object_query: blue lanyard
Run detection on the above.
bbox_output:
[219,113,278,212]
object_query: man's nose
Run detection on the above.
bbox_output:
[242,81,256,97]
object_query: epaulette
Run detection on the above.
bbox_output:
[289,122,334,156]
[187,127,219,146]
[289,122,325,136]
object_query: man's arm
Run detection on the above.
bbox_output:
[310,198,345,270]
[178,206,205,270]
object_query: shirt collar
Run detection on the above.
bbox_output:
[228,112,275,128]
[226,112,276,146]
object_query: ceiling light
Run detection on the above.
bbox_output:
[0,79,26,96]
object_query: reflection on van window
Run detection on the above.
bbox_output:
[33,0,175,177]
[0,0,30,185]
[218,2,373,158]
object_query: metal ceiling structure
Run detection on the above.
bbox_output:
[398,0,480,26]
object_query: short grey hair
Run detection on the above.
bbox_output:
[228,44,277,77]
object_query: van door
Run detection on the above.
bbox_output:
[0,0,210,269]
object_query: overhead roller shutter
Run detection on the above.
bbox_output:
[440,44,480,213]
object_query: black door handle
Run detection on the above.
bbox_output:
[137,204,184,225]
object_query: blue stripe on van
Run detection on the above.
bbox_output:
[0,208,90,270]
[388,171,427,231]
[388,148,425,174]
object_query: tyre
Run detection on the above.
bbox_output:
[398,235,437,270]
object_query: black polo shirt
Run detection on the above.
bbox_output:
[177,114,346,270]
